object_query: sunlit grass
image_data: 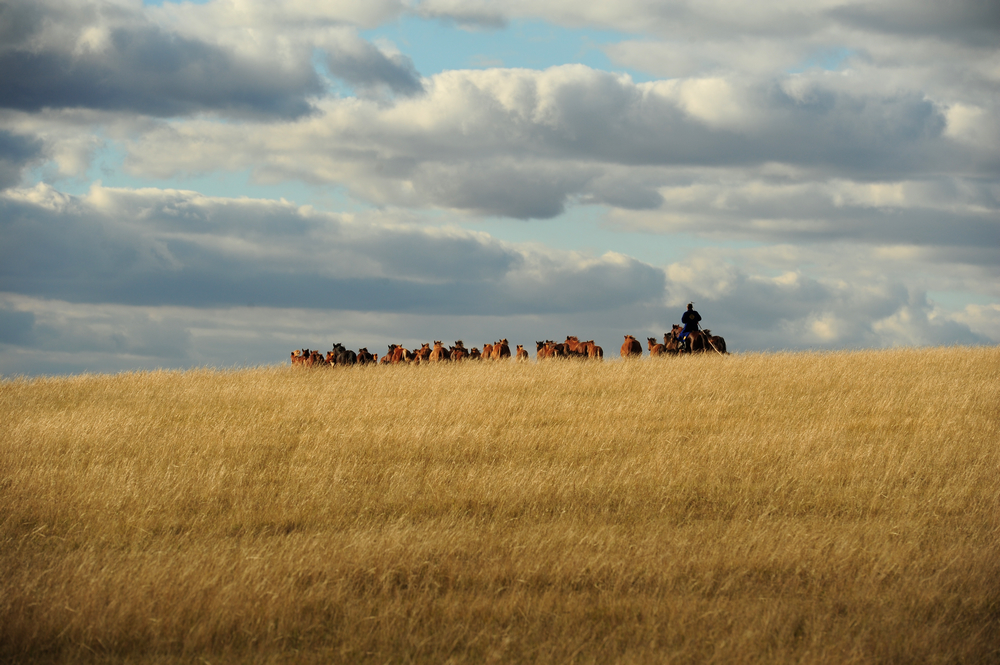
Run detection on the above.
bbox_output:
[2,347,999,663]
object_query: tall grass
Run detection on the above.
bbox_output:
[2,347,999,663]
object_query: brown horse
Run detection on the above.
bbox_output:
[647,337,666,357]
[583,341,603,360]
[305,350,326,366]
[563,336,589,358]
[492,338,511,360]
[429,341,450,362]
[380,347,394,364]
[413,343,431,363]
[547,340,569,358]
[664,327,683,355]
[621,335,642,358]
[570,339,603,360]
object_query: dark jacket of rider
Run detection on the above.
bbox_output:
[681,305,701,333]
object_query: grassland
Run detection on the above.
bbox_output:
[2,347,999,664]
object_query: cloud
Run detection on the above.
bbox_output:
[0,304,34,345]
[603,38,808,79]
[581,171,665,210]
[149,0,409,34]
[413,0,1000,58]
[607,173,1000,252]
[399,159,595,219]
[0,183,666,315]
[324,32,425,97]
[0,0,430,118]
[827,0,1000,47]
[0,295,198,376]
[414,0,508,29]
[118,64,981,222]
[953,303,1000,341]
[0,0,325,119]
[0,129,44,189]
[659,251,993,350]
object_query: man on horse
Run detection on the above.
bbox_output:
[679,302,702,352]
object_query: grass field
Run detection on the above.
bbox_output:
[2,347,999,663]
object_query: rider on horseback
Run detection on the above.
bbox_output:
[679,302,701,352]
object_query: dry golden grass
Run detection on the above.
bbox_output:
[2,347,999,664]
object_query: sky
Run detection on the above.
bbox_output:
[1,0,998,376]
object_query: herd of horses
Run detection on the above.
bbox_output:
[645,325,728,356]
[290,326,727,367]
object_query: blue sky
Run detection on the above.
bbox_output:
[2,0,998,375]
[365,16,644,78]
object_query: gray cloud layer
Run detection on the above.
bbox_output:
[0,185,664,315]
[828,1,1000,46]
[0,0,429,119]
[324,38,424,97]
[0,129,43,189]
[0,0,326,118]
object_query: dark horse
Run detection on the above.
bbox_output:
[702,330,728,354]
[329,342,357,365]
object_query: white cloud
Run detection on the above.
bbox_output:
[113,64,978,221]
[150,0,408,35]
[659,249,993,350]
[945,103,1000,150]
[604,38,809,78]
[607,171,1000,254]
[653,77,762,130]
[953,304,1000,341]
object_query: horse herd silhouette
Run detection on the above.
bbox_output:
[291,326,727,367]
